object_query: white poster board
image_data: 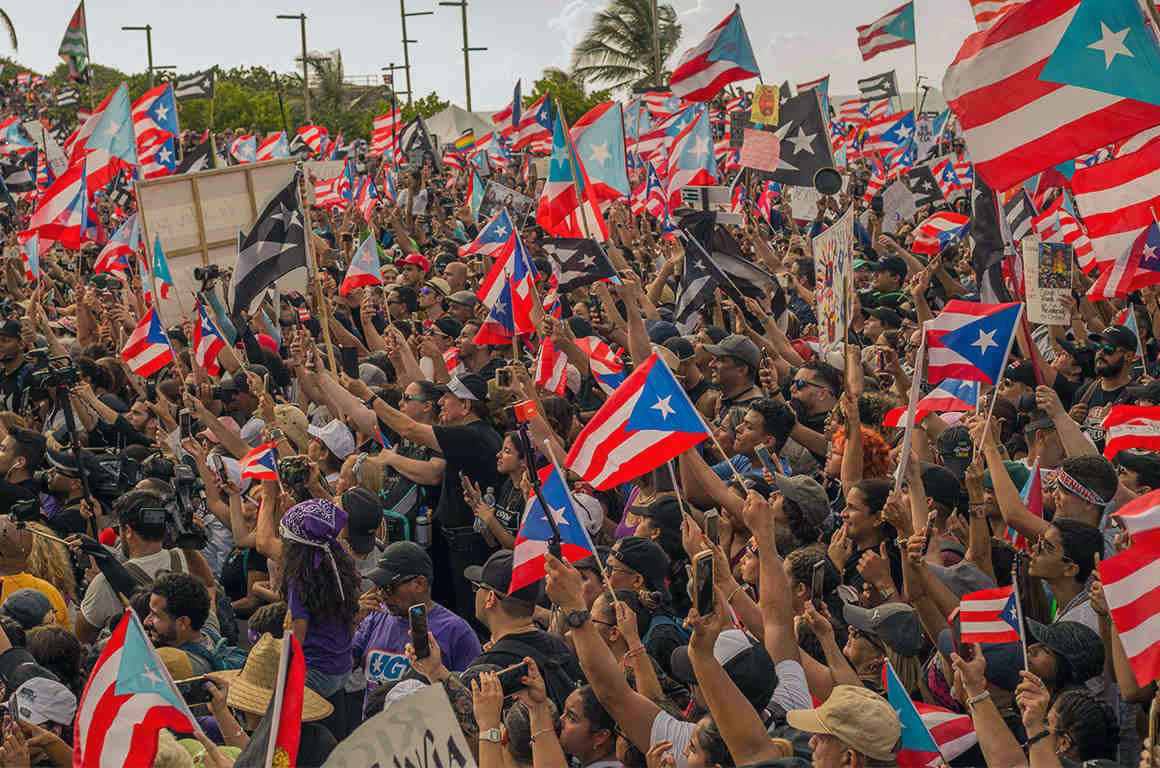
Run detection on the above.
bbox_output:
[323,684,476,768]
[23,121,68,176]
[1022,237,1072,325]
[788,185,820,222]
[811,206,855,348]
[882,180,917,235]
[134,159,299,320]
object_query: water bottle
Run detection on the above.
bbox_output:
[415,506,431,548]
[475,487,496,533]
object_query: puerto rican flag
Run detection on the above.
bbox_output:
[131,83,179,179]
[534,337,569,395]
[859,111,916,155]
[354,176,379,223]
[340,235,384,296]
[492,80,522,136]
[931,156,965,198]
[1098,524,1160,687]
[229,134,257,164]
[911,211,970,255]
[575,336,626,394]
[25,157,88,250]
[915,703,977,764]
[296,125,328,156]
[94,212,139,278]
[664,106,717,210]
[1103,405,1160,461]
[959,586,1022,644]
[371,109,401,158]
[150,235,175,300]
[475,225,538,343]
[257,131,290,161]
[924,300,1022,385]
[462,207,517,265]
[537,109,608,241]
[120,307,174,377]
[240,441,280,481]
[1031,192,1096,275]
[566,352,710,490]
[72,610,199,767]
[511,94,553,154]
[882,378,980,427]
[857,2,916,61]
[509,464,597,594]
[192,300,227,376]
[882,660,942,768]
[669,6,760,102]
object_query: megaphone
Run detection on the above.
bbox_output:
[813,167,842,196]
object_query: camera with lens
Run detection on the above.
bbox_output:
[139,453,209,550]
[8,498,41,524]
[27,350,78,390]
[193,264,223,286]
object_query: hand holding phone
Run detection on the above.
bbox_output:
[811,560,827,608]
[693,551,715,616]
[176,677,214,706]
[409,604,431,660]
[496,661,531,695]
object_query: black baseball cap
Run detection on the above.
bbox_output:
[464,549,542,604]
[869,256,908,279]
[435,373,488,402]
[609,537,669,593]
[662,336,696,362]
[1026,619,1104,685]
[936,425,973,480]
[920,462,965,515]
[0,320,21,338]
[669,629,777,712]
[368,541,434,589]
[1088,325,1137,352]
[341,487,381,557]
[866,307,903,329]
[1003,360,1036,386]
[433,316,464,339]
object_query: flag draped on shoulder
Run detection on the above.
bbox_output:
[231,176,307,316]
[566,353,711,490]
[669,6,760,102]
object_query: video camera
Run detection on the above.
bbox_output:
[26,350,79,391]
[193,264,224,289]
[139,453,210,550]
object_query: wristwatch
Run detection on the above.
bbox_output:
[480,728,502,744]
[363,394,380,409]
[564,609,590,629]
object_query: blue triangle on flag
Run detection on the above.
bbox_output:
[625,358,705,433]
[1040,0,1160,107]
[115,615,185,710]
[939,304,1022,385]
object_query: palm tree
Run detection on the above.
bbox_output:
[571,0,681,92]
[0,9,16,51]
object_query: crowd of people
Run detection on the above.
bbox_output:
[0,39,1158,768]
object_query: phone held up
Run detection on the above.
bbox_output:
[693,550,714,616]
[409,604,431,660]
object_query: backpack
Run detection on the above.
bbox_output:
[643,613,691,645]
[497,636,585,711]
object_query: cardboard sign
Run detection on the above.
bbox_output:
[479,181,535,223]
[323,683,476,768]
[788,185,821,222]
[1023,238,1073,325]
[679,185,742,225]
[811,206,856,348]
[750,84,780,126]
[882,180,917,235]
[740,128,781,172]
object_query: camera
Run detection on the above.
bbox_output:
[8,498,41,524]
[27,350,78,390]
[139,454,210,550]
[193,264,223,285]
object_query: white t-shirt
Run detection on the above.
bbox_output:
[648,659,810,768]
[81,548,189,630]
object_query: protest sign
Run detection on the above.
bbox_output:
[882,180,917,235]
[323,683,476,768]
[1022,238,1073,325]
[811,205,855,348]
[304,160,346,204]
[740,128,780,172]
[788,185,820,222]
[135,158,300,314]
[479,181,535,222]
[750,84,780,126]
[730,112,748,149]
[22,121,68,176]
[680,186,742,225]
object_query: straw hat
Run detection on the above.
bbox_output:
[218,634,333,722]
[156,647,194,682]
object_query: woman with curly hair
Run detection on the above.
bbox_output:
[825,425,894,483]
[278,499,360,700]
[26,522,77,606]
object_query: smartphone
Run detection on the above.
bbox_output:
[409,604,431,660]
[693,550,715,616]
[497,661,530,696]
[753,445,779,477]
[145,380,157,402]
[496,366,512,388]
[340,346,359,378]
[811,560,826,608]
[704,511,720,546]
[949,609,975,662]
[176,677,214,706]
[178,409,192,439]
[210,454,229,485]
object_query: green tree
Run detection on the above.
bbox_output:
[571,0,681,92]
[401,91,450,123]
[527,68,610,124]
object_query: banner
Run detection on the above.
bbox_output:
[1022,238,1072,325]
[22,121,68,176]
[739,128,780,172]
[882,180,917,235]
[323,684,476,768]
[479,181,535,222]
[811,205,856,348]
[750,84,780,126]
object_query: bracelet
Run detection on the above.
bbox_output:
[1024,729,1051,748]
[363,395,379,409]
[726,584,745,603]
[966,690,991,709]
[530,727,555,743]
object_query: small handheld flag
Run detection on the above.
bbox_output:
[240,441,280,481]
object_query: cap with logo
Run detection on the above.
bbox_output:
[436,373,488,402]
[368,541,434,588]
[1088,325,1137,352]
[11,676,77,726]
[463,549,542,604]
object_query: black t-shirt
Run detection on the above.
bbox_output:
[0,361,30,414]
[433,420,502,528]
[491,478,523,536]
[471,629,585,709]
[1074,380,1131,446]
[220,547,269,602]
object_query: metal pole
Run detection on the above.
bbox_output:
[460,2,471,111]
[650,0,661,86]
[400,0,413,105]
[299,14,311,122]
[122,25,156,87]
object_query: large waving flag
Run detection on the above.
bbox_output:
[664,106,718,210]
[1088,221,1160,299]
[371,109,401,158]
[73,610,200,767]
[566,353,711,489]
[512,94,553,153]
[120,307,174,377]
[571,102,631,205]
[1072,138,1160,272]
[26,158,87,250]
[1031,191,1096,274]
[535,337,569,396]
[1103,405,1160,460]
[510,464,598,594]
[340,235,384,296]
[943,0,1160,192]
[85,83,139,191]
[58,1,90,80]
[882,660,941,768]
[475,227,539,344]
[970,0,1023,30]
[492,80,522,136]
[230,134,257,164]
[669,6,760,102]
[257,131,290,161]
[537,107,608,241]
[882,378,980,427]
[1099,528,1160,686]
[462,207,517,264]
[911,211,970,255]
[131,82,179,179]
[192,300,227,376]
[857,2,916,61]
[860,111,916,155]
[925,300,1022,385]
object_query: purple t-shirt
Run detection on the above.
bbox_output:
[352,602,482,696]
[287,583,354,676]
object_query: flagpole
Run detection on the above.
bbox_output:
[973,304,1024,461]
[1012,552,1029,670]
[912,5,919,115]
[81,0,95,111]
[895,331,926,493]
[298,177,340,374]
[264,633,293,768]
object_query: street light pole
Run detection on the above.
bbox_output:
[121,25,155,87]
[400,0,433,107]
[650,0,661,86]
[277,13,311,122]
[439,0,486,112]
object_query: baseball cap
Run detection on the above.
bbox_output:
[983,459,1031,491]
[0,589,53,630]
[866,307,903,329]
[1088,325,1137,352]
[772,473,829,529]
[935,628,1022,690]
[464,549,542,604]
[920,462,965,514]
[447,290,479,308]
[646,320,680,345]
[927,560,996,598]
[936,425,973,479]
[785,685,900,762]
[436,373,488,402]
[1056,338,1096,377]
[704,334,761,370]
[1026,619,1104,685]
[571,493,606,535]
[368,541,435,589]
[869,256,908,280]
[341,487,382,557]
[669,629,777,712]
[0,320,21,338]
[433,316,464,339]
[842,602,924,656]
[1003,360,1036,387]
[10,677,76,726]
[609,537,669,594]
[424,277,452,296]
[662,336,697,362]
[396,252,431,272]
[1113,448,1160,482]
[307,420,356,461]
[630,497,682,533]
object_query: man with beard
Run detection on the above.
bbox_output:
[781,360,842,475]
[1066,326,1136,447]
[353,542,481,709]
[145,572,216,675]
[0,320,31,413]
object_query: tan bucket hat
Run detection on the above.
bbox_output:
[217,633,333,722]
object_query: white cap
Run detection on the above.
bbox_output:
[571,493,605,535]
[11,677,77,726]
[308,420,356,460]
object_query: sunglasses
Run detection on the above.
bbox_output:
[401,393,431,403]
[1096,343,1121,355]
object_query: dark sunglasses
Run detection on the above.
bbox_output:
[1096,343,1121,355]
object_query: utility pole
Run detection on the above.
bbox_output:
[650,0,662,86]
[121,25,174,87]
[400,0,433,107]
[382,62,407,166]
[439,0,486,111]
[277,13,311,122]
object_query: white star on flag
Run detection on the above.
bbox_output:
[651,395,676,419]
[154,104,169,122]
[549,506,571,526]
[787,127,816,155]
[158,147,172,163]
[588,142,611,165]
[691,136,709,161]
[580,254,596,267]
[971,328,998,354]
[495,225,508,237]
[1088,22,1133,69]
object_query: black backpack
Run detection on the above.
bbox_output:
[494,636,586,711]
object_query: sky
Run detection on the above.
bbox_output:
[6,0,978,111]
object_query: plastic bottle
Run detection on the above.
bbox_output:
[476,487,496,533]
[415,506,431,547]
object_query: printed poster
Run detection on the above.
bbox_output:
[811,205,856,348]
[1022,238,1072,325]
[750,84,780,126]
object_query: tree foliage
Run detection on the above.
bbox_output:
[571,0,682,92]
[527,68,611,125]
